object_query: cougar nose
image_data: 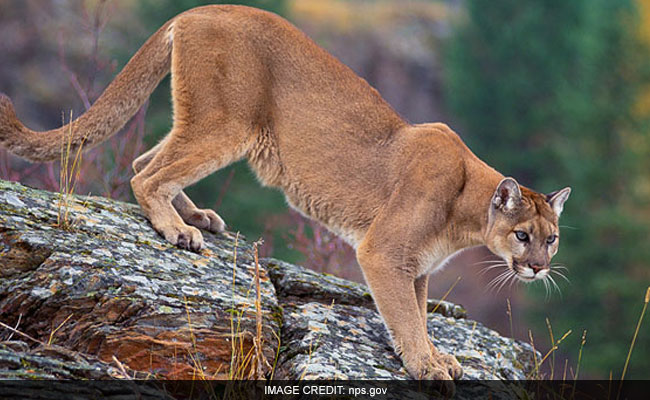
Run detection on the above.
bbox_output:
[529,264,544,274]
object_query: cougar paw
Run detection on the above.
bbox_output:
[162,225,204,252]
[435,352,463,380]
[429,340,463,379]
[405,352,455,396]
[420,367,455,397]
[185,209,226,233]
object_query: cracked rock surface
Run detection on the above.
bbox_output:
[0,179,538,385]
[0,179,279,379]
[268,260,537,382]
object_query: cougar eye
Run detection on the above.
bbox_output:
[515,231,529,242]
[546,234,557,244]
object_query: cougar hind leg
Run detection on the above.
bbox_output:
[132,139,225,233]
[130,120,250,251]
[131,14,260,251]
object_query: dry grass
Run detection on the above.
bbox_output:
[430,276,461,315]
[528,329,540,379]
[56,110,89,231]
[526,325,572,380]
[47,313,74,346]
[228,233,257,379]
[507,298,514,340]
[616,286,650,400]
[226,235,273,381]
[176,234,275,386]
[546,317,556,380]
[251,240,272,377]
[506,285,649,387]
[269,329,282,380]
[182,297,208,380]
[0,320,44,346]
[511,288,648,399]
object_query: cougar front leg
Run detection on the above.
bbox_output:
[415,274,463,380]
[357,239,455,391]
[132,140,225,233]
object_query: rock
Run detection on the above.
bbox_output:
[0,341,177,398]
[268,260,537,382]
[0,179,279,380]
[0,341,122,379]
[0,179,539,387]
[266,259,467,319]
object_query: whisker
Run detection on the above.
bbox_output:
[482,264,508,270]
[475,260,508,266]
[485,275,501,291]
[486,270,511,293]
[481,264,508,274]
[508,273,519,290]
[548,275,562,298]
[492,275,507,293]
[559,225,578,230]
[486,273,506,291]
[495,270,516,294]
[479,264,508,276]
[503,272,519,292]
[551,270,570,283]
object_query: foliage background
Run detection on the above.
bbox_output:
[0,0,648,379]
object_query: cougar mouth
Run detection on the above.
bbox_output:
[512,260,546,282]
[486,257,564,296]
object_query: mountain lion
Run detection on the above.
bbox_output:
[0,5,571,386]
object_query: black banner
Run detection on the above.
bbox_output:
[0,380,647,400]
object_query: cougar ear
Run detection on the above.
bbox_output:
[492,177,522,212]
[546,187,571,217]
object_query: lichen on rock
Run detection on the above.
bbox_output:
[0,179,279,379]
[268,260,537,381]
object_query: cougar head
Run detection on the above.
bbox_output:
[485,177,571,284]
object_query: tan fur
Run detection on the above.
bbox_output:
[0,5,571,382]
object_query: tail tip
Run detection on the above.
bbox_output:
[0,92,15,113]
[0,93,19,124]
[0,92,18,143]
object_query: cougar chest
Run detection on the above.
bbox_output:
[417,232,484,277]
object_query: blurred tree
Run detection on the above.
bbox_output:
[444,0,650,378]
[129,0,296,260]
[633,0,650,208]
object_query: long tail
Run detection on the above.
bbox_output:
[0,21,174,162]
